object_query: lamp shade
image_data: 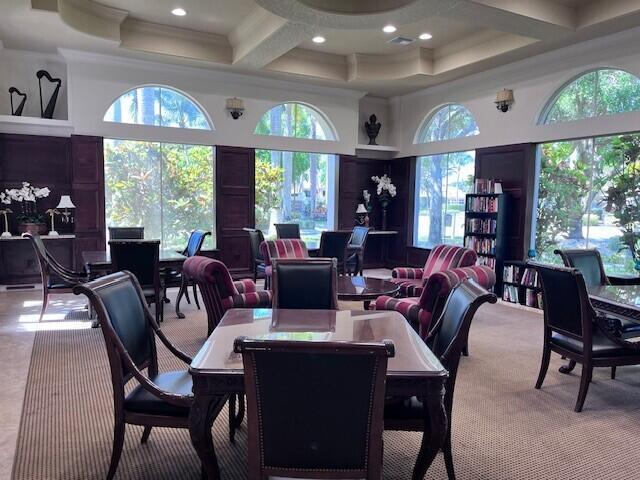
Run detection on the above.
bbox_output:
[56,195,75,209]
[356,203,368,214]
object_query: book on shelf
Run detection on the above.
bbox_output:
[465,218,497,234]
[521,268,539,288]
[465,236,496,255]
[502,285,519,303]
[477,255,496,269]
[503,264,521,283]
[474,178,501,194]
[466,196,499,213]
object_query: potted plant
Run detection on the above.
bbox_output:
[2,182,51,235]
[371,174,397,231]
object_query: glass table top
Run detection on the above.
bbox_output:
[190,308,446,377]
[589,285,640,310]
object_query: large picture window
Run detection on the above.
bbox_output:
[415,104,479,144]
[255,103,337,141]
[104,139,215,250]
[414,151,475,248]
[535,134,640,274]
[255,149,335,244]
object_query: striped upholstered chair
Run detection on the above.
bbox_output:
[183,256,272,336]
[260,239,309,289]
[390,244,477,297]
[372,265,495,339]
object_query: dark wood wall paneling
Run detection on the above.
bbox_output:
[475,143,537,261]
[338,155,413,268]
[216,145,255,274]
[0,134,105,284]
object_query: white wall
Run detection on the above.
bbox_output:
[358,96,392,146]
[391,26,640,158]
[62,50,362,155]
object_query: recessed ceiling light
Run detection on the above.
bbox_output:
[171,7,186,16]
[383,25,397,33]
[419,32,433,40]
[312,36,326,44]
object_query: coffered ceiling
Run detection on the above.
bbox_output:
[2,0,640,96]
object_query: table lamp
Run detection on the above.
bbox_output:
[57,195,76,224]
[356,203,369,226]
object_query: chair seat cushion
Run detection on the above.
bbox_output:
[551,331,640,357]
[620,318,640,334]
[389,278,424,297]
[47,282,75,290]
[222,290,273,310]
[124,371,192,417]
[384,396,423,420]
[371,295,431,331]
[234,279,256,294]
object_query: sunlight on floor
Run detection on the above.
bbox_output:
[18,321,92,332]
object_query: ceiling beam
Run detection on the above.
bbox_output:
[228,7,313,68]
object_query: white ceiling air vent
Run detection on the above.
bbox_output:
[388,36,415,46]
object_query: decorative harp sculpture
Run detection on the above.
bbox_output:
[36,70,62,119]
[9,87,27,116]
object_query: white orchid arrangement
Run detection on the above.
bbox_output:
[371,174,397,201]
[2,182,50,223]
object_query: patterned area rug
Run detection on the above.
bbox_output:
[11,300,640,479]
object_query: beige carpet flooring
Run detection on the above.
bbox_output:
[11,300,640,480]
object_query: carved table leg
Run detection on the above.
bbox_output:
[412,378,447,480]
[176,277,187,319]
[189,394,224,480]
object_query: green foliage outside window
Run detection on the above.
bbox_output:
[105,139,214,251]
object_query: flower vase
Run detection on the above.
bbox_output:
[381,208,388,231]
[18,222,47,235]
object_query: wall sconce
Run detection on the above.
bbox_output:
[495,89,514,112]
[226,97,245,119]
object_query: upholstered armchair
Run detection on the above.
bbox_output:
[371,265,495,339]
[390,244,478,297]
[260,239,309,289]
[183,256,272,336]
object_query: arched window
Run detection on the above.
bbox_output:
[255,102,337,140]
[541,68,640,124]
[104,85,211,130]
[415,104,479,144]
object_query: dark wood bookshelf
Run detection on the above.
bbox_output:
[502,260,543,309]
[464,192,509,294]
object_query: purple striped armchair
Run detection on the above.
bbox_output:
[183,256,272,336]
[372,265,495,339]
[259,239,309,289]
[390,244,478,297]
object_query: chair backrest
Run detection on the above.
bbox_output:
[183,229,211,257]
[244,228,265,261]
[422,244,477,280]
[74,271,156,382]
[419,265,496,337]
[260,239,309,266]
[109,240,160,289]
[318,230,351,264]
[554,248,609,288]
[272,258,338,309]
[530,262,594,343]
[183,256,239,333]
[427,280,496,413]
[22,232,81,285]
[234,337,394,479]
[108,226,145,240]
[274,223,301,239]
[349,226,370,248]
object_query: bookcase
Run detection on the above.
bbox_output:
[463,192,508,294]
[502,260,543,309]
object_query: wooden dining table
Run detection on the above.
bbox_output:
[189,308,448,479]
[589,285,640,324]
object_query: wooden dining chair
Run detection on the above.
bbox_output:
[234,336,395,480]
[384,279,497,480]
[346,226,370,275]
[271,258,338,309]
[317,230,352,274]
[73,271,228,480]
[243,227,266,281]
[274,223,301,239]
[108,226,145,239]
[109,240,163,323]
[22,232,88,321]
[531,262,640,412]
